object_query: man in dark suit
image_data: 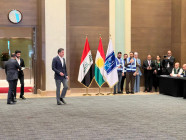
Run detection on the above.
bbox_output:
[5,54,21,104]
[52,48,69,105]
[143,55,155,93]
[15,50,26,100]
[162,50,175,75]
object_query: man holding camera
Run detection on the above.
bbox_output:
[162,50,175,75]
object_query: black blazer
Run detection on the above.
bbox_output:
[17,58,25,76]
[143,60,155,73]
[154,60,163,75]
[162,56,175,73]
[5,59,21,81]
[52,56,68,80]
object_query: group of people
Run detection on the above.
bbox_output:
[5,51,26,105]
[114,50,186,94]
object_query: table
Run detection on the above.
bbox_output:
[159,75,184,97]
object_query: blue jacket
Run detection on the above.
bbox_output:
[115,57,124,72]
[52,56,68,80]
[136,58,142,76]
[126,57,136,72]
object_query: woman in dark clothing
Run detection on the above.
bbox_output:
[153,55,163,92]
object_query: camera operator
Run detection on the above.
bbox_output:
[162,50,175,75]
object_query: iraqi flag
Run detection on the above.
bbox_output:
[103,39,118,88]
[78,38,94,87]
[95,38,105,87]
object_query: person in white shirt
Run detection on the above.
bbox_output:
[170,62,183,77]
[178,64,186,77]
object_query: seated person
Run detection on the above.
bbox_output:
[170,62,183,77]
[178,64,186,77]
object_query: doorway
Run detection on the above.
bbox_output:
[0,27,36,94]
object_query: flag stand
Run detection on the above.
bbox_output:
[96,87,104,96]
[83,87,91,96]
[107,88,114,95]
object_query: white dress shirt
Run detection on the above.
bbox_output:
[16,57,21,65]
[171,68,183,77]
[58,55,64,67]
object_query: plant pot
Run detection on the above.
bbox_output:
[1,61,7,69]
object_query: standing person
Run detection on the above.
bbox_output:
[143,55,155,93]
[52,48,69,105]
[125,52,136,94]
[121,54,128,93]
[15,50,26,100]
[170,62,183,77]
[114,52,124,94]
[162,50,175,75]
[5,54,21,104]
[134,52,142,93]
[153,55,163,92]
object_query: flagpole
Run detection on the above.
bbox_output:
[96,87,104,96]
[107,88,114,95]
[107,34,114,96]
[83,87,91,96]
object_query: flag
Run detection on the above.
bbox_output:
[103,39,118,88]
[78,38,94,87]
[95,38,105,87]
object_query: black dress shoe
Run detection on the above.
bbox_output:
[20,96,26,100]
[126,91,129,94]
[7,101,15,105]
[131,92,134,94]
[60,98,66,104]
[57,102,62,105]
[13,99,17,102]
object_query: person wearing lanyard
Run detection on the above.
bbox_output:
[153,55,163,92]
[143,55,155,93]
[134,52,142,93]
[125,52,136,94]
[179,64,186,77]
[121,54,128,93]
[114,52,124,94]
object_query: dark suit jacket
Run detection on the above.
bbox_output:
[17,58,25,76]
[143,60,155,74]
[52,56,68,80]
[5,59,21,81]
[162,56,175,73]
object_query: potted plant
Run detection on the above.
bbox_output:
[1,53,10,69]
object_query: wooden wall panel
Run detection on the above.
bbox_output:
[67,0,109,88]
[0,0,37,26]
[181,0,186,64]
[131,0,172,86]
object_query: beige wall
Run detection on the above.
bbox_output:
[45,0,66,91]
[109,0,131,53]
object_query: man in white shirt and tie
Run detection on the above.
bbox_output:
[143,55,155,92]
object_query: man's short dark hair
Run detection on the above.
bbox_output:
[58,48,64,54]
[124,54,128,56]
[15,50,21,54]
[11,53,16,57]
[130,52,134,54]
[118,52,122,54]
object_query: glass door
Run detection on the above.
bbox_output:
[0,27,36,94]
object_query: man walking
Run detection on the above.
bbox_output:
[5,54,21,105]
[15,50,26,100]
[52,48,69,105]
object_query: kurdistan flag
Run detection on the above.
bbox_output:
[95,38,105,87]
[78,38,94,87]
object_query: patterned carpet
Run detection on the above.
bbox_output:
[0,94,186,140]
